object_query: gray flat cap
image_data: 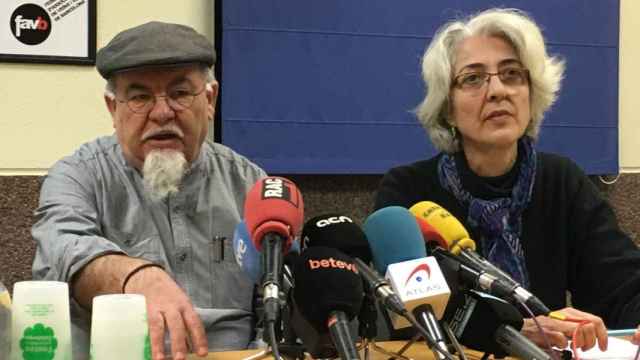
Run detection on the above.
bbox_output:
[96,21,215,79]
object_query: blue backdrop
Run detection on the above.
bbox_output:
[220,1,619,174]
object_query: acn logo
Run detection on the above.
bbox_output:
[316,216,353,228]
[404,263,431,286]
[10,3,52,45]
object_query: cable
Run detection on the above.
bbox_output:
[402,310,457,360]
[267,321,281,360]
[598,174,621,185]
[516,298,561,360]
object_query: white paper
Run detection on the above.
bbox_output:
[579,337,639,360]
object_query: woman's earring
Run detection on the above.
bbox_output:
[450,125,457,138]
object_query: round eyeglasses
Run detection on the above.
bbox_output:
[115,86,207,114]
[452,67,530,91]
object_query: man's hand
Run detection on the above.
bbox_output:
[632,325,640,345]
[125,265,208,360]
[521,307,608,352]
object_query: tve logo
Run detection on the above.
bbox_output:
[234,238,247,265]
[10,4,52,45]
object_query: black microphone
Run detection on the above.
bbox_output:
[445,290,551,360]
[292,246,364,360]
[301,214,406,334]
[433,248,520,305]
[410,201,550,316]
[301,214,372,262]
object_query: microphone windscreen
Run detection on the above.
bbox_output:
[233,221,302,285]
[301,214,372,263]
[232,220,261,284]
[293,247,364,330]
[410,201,476,253]
[244,177,304,252]
[414,216,449,250]
[363,206,426,274]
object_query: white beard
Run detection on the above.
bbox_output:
[142,150,187,202]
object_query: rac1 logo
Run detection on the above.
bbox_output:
[316,215,353,228]
[10,3,52,45]
[261,177,300,207]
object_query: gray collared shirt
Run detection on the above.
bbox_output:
[31,135,266,359]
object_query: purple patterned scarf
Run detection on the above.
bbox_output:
[437,137,537,288]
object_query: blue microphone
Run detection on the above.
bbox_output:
[363,206,427,274]
[233,220,300,285]
[363,206,452,360]
[233,220,262,284]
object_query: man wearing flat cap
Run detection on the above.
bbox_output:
[32,22,266,360]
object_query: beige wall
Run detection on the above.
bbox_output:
[0,0,213,175]
[619,0,640,172]
[0,1,638,175]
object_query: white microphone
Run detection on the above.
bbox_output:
[385,256,451,359]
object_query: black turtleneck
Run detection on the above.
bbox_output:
[454,145,522,200]
[374,150,640,329]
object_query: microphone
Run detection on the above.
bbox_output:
[363,206,453,360]
[410,201,550,316]
[232,220,261,284]
[232,220,303,354]
[301,214,405,317]
[446,290,551,360]
[232,220,300,287]
[292,246,364,360]
[244,176,304,354]
[301,214,372,263]
[414,216,449,250]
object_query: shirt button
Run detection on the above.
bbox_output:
[178,252,188,262]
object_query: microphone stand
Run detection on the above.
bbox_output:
[442,321,469,360]
[244,281,306,360]
[358,287,413,360]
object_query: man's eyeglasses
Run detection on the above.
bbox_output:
[452,67,530,91]
[115,85,207,114]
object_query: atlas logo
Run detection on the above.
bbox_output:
[404,263,431,286]
[316,216,353,228]
[308,257,358,274]
[10,4,52,45]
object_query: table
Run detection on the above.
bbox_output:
[188,341,487,360]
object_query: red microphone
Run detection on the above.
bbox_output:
[244,176,304,324]
[413,215,449,250]
[244,176,303,252]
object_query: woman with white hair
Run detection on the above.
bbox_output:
[374,8,640,351]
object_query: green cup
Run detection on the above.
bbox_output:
[11,281,72,360]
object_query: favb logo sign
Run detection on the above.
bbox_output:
[11,3,52,45]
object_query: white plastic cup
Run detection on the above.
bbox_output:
[11,281,72,360]
[0,281,11,355]
[90,294,150,359]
